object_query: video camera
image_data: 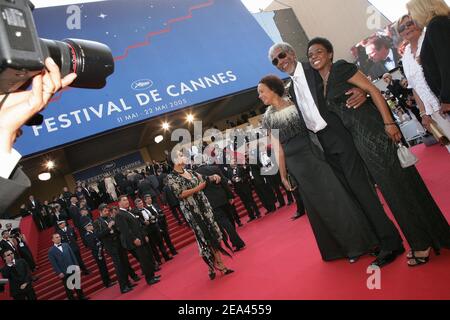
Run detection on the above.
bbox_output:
[0,0,115,122]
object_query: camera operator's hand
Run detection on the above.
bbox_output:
[0,58,77,154]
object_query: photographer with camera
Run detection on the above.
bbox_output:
[0,57,77,214]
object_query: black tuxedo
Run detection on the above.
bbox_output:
[133,207,171,261]
[94,216,138,291]
[27,199,44,230]
[196,165,245,249]
[1,258,36,300]
[115,208,156,283]
[288,62,402,251]
[367,49,401,80]
[68,204,81,228]
[227,165,261,220]
[146,204,176,255]
[85,230,111,287]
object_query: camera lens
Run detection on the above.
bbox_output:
[40,38,114,89]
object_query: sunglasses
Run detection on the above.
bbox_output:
[272,52,287,66]
[398,20,415,33]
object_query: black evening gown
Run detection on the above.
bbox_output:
[263,105,379,261]
[325,60,450,252]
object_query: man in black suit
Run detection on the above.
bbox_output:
[1,250,36,300]
[51,204,69,229]
[269,42,404,267]
[68,195,81,229]
[143,195,178,256]
[62,187,73,207]
[27,195,44,230]
[94,204,137,294]
[84,222,113,288]
[56,220,90,275]
[115,195,160,286]
[228,163,261,222]
[1,230,18,258]
[365,36,401,80]
[136,194,178,261]
[195,164,246,251]
[48,233,87,300]
[134,198,173,262]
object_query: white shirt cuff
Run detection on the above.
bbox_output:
[0,148,22,179]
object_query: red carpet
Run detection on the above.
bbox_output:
[90,144,450,300]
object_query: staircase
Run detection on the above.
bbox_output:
[33,193,275,300]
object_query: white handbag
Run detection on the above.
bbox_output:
[397,143,418,168]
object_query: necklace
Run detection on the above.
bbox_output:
[174,167,185,174]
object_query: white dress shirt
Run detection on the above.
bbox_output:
[0,148,22,179]
[54,243,63,252]
[141,208,151,221]
[402,31,441,115]
[291,62,328,133]
[384,49,396,71]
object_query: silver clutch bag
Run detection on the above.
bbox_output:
[397,143,418,168]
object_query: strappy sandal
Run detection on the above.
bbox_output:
[407,253,430,267]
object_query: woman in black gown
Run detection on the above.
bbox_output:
[258,75,379,262]
[307,37,450,266]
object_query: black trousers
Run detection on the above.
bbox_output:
[228,203,242,225]
[104,243,131,290]
[62,273,85,300]
[12,286,37,300]
[18,246,36,271]
[92,251,111,287]
[234,183,261,219]
[130,244,155,283]
[317,121,403,251]
[169,205,185,224]
[147,224,170,261]
[214,205,245,248]
[158,216,177,254]
[266,174,287,206]
[252,180,276,212]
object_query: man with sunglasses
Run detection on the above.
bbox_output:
[1,250,37,300]
[268,43,404,267]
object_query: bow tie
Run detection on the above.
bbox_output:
[57,244,62,247]
[384,57,392,63]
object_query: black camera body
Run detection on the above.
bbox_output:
[0,0,114,96]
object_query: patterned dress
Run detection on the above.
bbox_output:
[167,170,229,268]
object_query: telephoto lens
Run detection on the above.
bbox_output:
[40,38,115,89]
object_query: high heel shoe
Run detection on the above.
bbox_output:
[218,268,234,275]
[209,270,216,280]
[407,253,430,267]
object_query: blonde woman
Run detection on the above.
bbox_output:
[407,0,450,114]
[398,14,450,152]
